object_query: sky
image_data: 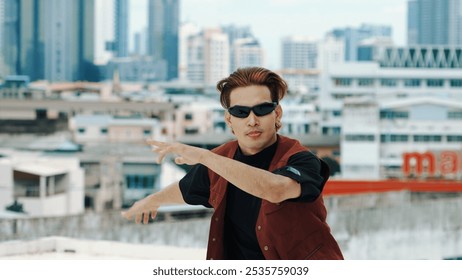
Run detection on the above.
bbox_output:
[130,0,409,69]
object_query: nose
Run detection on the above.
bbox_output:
[246,111,259,126]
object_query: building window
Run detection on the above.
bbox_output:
[345,134,375,141]
[125,175,155,189]
[78,128,86,134]
[448,112,462,119]
[404,79,421,87]
[357,78,374,87]
[447,135,462,142]
[184,113,193,120]
[322,127,341,135]
[448,112,462,120]
[450,79,462,87]
[413,135,442,142]
[100,128,108,134]
[427,79,444,87]
[184,127,199,134]
[380,79,397,87]
[380,110,409,119]
[143,129,151,135]
[333,78,352,86]
[381,134,409,143]
[332,110,342,117]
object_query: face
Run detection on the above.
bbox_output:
[225,85,282,156]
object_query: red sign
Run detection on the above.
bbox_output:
[402,151,459,178]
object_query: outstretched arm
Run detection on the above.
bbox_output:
[121,181,185,224]
[149,140,301,203]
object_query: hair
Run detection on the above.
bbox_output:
[216,67,288,109]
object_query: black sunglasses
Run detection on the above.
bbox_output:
[228,102,278,118]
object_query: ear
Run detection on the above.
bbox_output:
[275,104,283,121]
[225,111,232,127]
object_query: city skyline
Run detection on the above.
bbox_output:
[131,0,408,68]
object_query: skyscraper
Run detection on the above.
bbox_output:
[114,0,128,57]
[147,0,179,81]
[186,28,230,86]
[407,0,462,45]
[15,0,97,82]
[282,36,318,69]
[329,24,393,61]
[0,0,19,76]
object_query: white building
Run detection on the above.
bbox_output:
[280,35,344,95]
[325,47,462,101]
[179,22,200,81]
[93,0,115,65]
[233,38,266,70]
[0,150,84,217]
[70,114,163,144]
[170,100,224,139]
[341,96,462,179]
[187,28,230,86]
[279,98,319,135]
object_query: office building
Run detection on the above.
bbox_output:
[329,24,392,61]
[407,0,462,45]
[147,0,179,81]
[186,28,230,86]
[114,0,129,57]
[13,0,100,82]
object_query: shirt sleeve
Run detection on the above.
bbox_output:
[272,151,329,202]
[178,164,212,208]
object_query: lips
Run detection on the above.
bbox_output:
[247,130,262,137]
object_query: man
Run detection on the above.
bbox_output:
[122,67,344,260]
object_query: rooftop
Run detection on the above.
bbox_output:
[0,236,206,260]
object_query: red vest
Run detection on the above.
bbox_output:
[206,135,344,260]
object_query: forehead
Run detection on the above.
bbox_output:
[229,85,272,106]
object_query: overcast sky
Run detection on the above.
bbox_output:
[130,0,409,69]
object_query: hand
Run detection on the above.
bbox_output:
[146,139,209,165]
[121,194,159,224]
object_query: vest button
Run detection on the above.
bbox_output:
[264,245,269,251]
[257,225,262,230]
[212,238,216,242]
[215,217,219,222]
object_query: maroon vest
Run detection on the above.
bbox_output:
[206,135,344,260]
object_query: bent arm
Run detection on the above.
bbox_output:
[121,181,186,224]
[148,140,302,204]
[201,151,301,203]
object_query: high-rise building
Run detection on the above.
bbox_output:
[187,28,230,86]
[233,38,265,70]
[407,0,419,45]
[329,24,392,61]
[407,0,462,45]
[179,22,200,81]
[0,0,19,76]
[147,0,179,81]
[221,25,254,72]
[93,0,115,66]
[114,0,128,57]
[14,0,99,82]
[282,36,318,69]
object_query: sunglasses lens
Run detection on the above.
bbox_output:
[253,103,277,116]
[228,102,277,118]
[228,106,251,118]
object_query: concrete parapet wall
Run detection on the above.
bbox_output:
[1,192,462,259]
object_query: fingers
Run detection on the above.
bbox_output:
[174,156,185,165]
[143,212,150,224]
[147,139,172,163]
[120,211,131,220]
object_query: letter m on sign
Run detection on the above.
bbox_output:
[402,152,436,177]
